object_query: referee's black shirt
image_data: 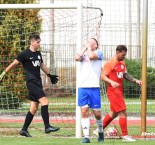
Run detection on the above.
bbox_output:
[16,48,43,81]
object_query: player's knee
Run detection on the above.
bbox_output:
[81,111,89,118]
[93,110,101,120]
[30,107,38,115]
[39,96,49,105]
[119,110,127,117]
[81,108,89,118]
[95,114,101,120]
[110,112,118,119]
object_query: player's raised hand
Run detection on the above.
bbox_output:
[0,71,6,83]
[47,74,58,84]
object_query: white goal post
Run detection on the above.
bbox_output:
[0,3,103,138]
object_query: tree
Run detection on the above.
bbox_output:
[0,0,42,107]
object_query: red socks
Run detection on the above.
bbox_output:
[119,117,128,136]
[103,114,128,136]
[103,114,113,129]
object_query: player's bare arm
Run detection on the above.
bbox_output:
[75,47,87,61]
[5,59,19,73]
[101,74,119,88]
[0,59,19,82]
[41,63,58,84]
[86,40,99,60]
[40,63,50,75]
[123,72,142,85]
[75,38,99,61]
[87,47,98,60]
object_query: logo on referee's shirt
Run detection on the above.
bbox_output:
[32,60,41,67]
[38,55,41,59]
[31,55,41,67]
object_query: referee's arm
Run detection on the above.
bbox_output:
[5,59,20,73]
[0,59,19,82]
[40,63,50,75]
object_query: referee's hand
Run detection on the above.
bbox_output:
[47,74,58,84]
[0,71,6,83]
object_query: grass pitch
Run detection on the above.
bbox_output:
[0,137,155,145]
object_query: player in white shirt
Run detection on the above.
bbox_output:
[75,38,104,143]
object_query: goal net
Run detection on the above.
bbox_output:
[0,4,103,137]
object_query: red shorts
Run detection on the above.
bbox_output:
[107,89,126,113]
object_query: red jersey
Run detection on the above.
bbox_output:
[102,56,126,96]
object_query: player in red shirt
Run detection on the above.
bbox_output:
[101,45,142,142]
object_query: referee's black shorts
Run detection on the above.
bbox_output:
[26,79,46,102]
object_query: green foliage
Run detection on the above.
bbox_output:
[147,66,155,85]
[124,59,155,98]
[0,10,41,52]
[0,0,39,4]
[0,0,42,102]
[125,59,142,79]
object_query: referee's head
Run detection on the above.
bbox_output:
[29,33,41,45]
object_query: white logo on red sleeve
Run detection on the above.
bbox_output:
[121,65,124,69]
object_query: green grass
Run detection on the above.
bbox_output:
[0,94,154,145]
[0,122,155,145]
[1,124,154,138]
[0,97,155,113]
[0,137,155,145]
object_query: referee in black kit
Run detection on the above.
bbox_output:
[0,33,60,137]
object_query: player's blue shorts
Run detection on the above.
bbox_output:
[78,88,101,109]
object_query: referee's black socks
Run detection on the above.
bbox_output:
[22,111,34,131]
[41,105,50,129]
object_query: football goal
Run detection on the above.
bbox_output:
[0,3,103,138]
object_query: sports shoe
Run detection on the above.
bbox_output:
[20,130,32,137]
[98,132,104,142]
[122,135,137,142]
[81,137,90,143]
[45,126,60,133]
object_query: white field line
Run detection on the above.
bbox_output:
[22,102,155,106]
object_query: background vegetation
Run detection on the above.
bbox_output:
[124,59,155,98]
[0,0,41,108]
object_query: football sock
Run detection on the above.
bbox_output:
[119,117,128,136]
[41,105,50,129]
[95,118,103,133]
[81,118,90,138]
[22,111,34,131]
[103,114,113,129]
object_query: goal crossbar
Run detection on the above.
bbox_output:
[0,4,78,9]
[0,4,103,12]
